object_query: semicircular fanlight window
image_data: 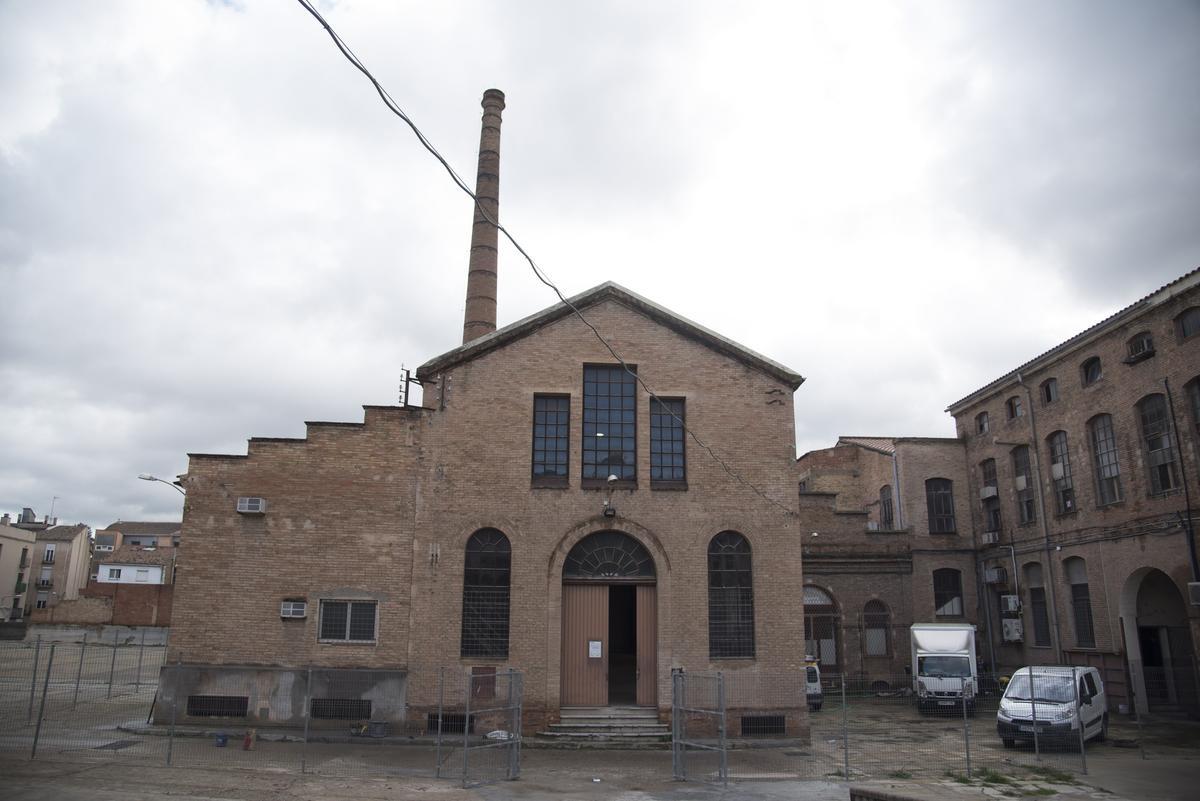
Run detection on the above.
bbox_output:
[564,531,656,580]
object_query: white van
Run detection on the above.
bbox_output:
[805,660,823,712]
[996,666,1107,748]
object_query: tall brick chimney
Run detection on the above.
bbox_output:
[462,89,506,344]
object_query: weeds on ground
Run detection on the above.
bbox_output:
[1022,789,1055,797]
[1023,765,1080,785]
[943,770,972,784]
[887,770,912,779]
[975,767,1016,785]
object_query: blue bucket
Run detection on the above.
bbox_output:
[215,733,228,747]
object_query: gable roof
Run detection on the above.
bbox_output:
[417,282,805,389]
[98,545,173,566]
[36,524,89,543]
[946,267,1200,413]
[100,521,181,537]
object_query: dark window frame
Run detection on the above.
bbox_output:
[976,412,990,435]
[1124,331,1155,364]
[1046,430,1075,515]
[460,529,512,659]
[1081,356,1103,387]
[1005,396,1023,420]
[1186,378,1200,435]
[1065,557,1096,648]
[879,485,895,530]
[925,478,957,534]
[1176,306,1200,340]
[980,459,1001,533]
[707,531,755,659]
[932,568,964,618]
[1011,446,1036,525]
[649,397,687,488]
[531,394,570,487]
[1028,586,1051,647]
[1137,394,1180,496]
[318,599,378,644]
[1089,414,1123,505]
[582,364,638,488]
[1040,378,1059,405]
[863,599,890,657]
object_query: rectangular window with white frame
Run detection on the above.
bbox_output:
[318,600,377,643]
[108,568,122,580]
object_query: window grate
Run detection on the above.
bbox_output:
[708,532,755,658]
[427,712,474,734]
[187,695,248,717]
[740,714,786,737]
[311,698,372,720]
[461,529,511,658]
[582,365,637,481]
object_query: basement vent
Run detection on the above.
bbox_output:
[740,714,786,737]
[427,712,475,734]
[311,698,372,720]
[187,695,249,718]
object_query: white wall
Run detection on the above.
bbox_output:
[97,564,164,584]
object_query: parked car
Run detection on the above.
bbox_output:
[805,658,823,711]
[996,666,1107,748]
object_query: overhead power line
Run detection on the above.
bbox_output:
[293,0,798,518]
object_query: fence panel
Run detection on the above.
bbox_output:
[671,670,727,784]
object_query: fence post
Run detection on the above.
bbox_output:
[298,667,312,774]
[962,677,972,777]
[435,666,444,779]
[107,641,118,698]
[462,668,471,788]
[1073,668,1087,775]
[27,636,42,723]
[514,672,523,779]
[72,634,86,709]
[505,670,517,780]
[841,674,849,781]
[1030,671,1040,761]
[135,628,146,694]
[717,671,728,787]
[30,644,56,760]
[166,662,177,766]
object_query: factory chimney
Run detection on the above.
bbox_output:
[461,89,506,344]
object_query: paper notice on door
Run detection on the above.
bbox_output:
[588,640,602,658]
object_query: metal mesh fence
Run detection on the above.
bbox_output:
[672,669,1120,785]
[0,642,521,786]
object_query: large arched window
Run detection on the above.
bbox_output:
[1046,431,1075,514]
[1063,557,1095,648]
[460,529,511,658]
[1024,562,1051,647]
[1137,394,1180,496]
[925,478,956,534]
[863,600,889,657]
[708,531,755,659]
[1088,414,1123,505]
[1176,306,1200,340]
[932,568,963,618]
[1011,446,1036,524]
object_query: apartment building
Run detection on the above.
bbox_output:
[27,524,92,613]
[0,522,36,622]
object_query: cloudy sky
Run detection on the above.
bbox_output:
[2,0,1198,530]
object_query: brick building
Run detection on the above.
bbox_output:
[164,90,810,735]
[27,524,92,614]
[799,270,1200,717]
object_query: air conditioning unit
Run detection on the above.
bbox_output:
[280,600,307,619]
[981,530,999,545]
[984,566,1008,585]
[1000,595,1021,614]
[979,485,998,500]
[1002,618,1024,643]
[866,520,878,531]
[236,497,268,514]
[1050,463,1065,481]
[1189,582,1200,607]
[1014,475,1027,492]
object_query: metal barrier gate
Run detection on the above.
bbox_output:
[671,669,727,785]
[434,667,523,786]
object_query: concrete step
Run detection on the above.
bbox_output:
[559,706,660,719]
[547,724,671,736]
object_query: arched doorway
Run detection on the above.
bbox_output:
[1120,567,1199,716]
[804,585,840,673]
[560,531,657,707]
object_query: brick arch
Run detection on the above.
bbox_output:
[546,516,672,582]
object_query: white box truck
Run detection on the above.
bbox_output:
[910,623,977,714]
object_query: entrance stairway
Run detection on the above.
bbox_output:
[534,706,670,748]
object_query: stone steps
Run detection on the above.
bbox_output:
[534,706,670,748]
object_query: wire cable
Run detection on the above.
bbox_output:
[294,0,798,517]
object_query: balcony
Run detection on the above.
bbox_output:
[36,579,52,588]
[42,555,55,565]
[13,581,26,595]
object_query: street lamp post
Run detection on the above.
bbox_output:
[137,474,185,496]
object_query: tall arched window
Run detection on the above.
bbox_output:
[863,600,889,657]
[1089,414,1123,505]
[1186,377,1200,433]
[980,459,1001,533]
[879,485,894,530]
[1024,562,1051,647]
[708,531,755,658]
[932,568,963,618]
[925,478,956,533]
[1046,431,1075,514]
[1063,557,1095,648]
[804,585,839,670]
[1011,446,1036,524]
[1137,394,1180,496]
[460,529,511,658]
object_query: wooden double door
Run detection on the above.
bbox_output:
[561,583,657,707]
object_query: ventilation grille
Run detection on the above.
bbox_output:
[187,695,249,718]
[427,712,474,734]
[311,698,372,720]
[740,714,786,737]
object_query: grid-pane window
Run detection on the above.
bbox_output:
[582,365,637,482]
[1029,587,1051,647]
[1178,307,1200,339]
[933,568,963,617]
[1089,414,1123,505]
[460,529,511,658]
[708,531,755,658]
[649,398,686,482]
[863,600,889,657]
[1047,431,1075,514]
[532,395,569,482]
[879,485,894,530]
[1006,396,1023,419]
[1137,394,1180,495]
[319,600,376,642]
[925,478,956,533]
[1012,446,1036,524]
[976,412,989,434]
[1065,557,1095,648]
[981,459,1001,533]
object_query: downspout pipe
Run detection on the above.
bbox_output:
[1016,371,1066,663]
